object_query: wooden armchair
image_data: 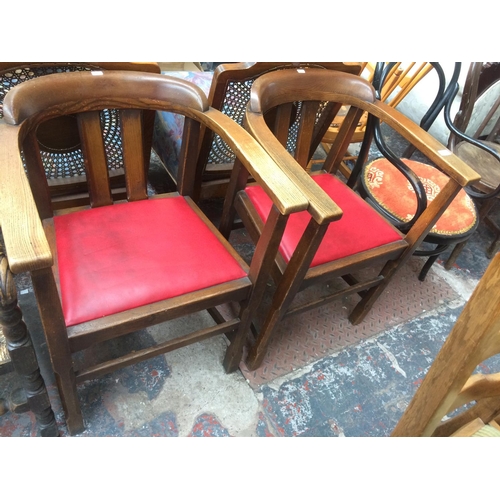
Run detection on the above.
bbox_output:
[393,251,500,437]
[152,62,363,200]
[224,68,480,370]
[0,62,161,210]
[0,70,308,435]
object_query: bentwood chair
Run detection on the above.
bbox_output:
[224,68,480,370]
[0,70,308,435]
[153,62,363,200]
[319,62,434,179]
[393,251,500,437]
[0,62,161,209]
[443,62,500,266]
[351,63,480,281]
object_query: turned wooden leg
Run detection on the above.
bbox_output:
[0,244,58,437]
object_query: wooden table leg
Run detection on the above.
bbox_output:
[0,242,58,437]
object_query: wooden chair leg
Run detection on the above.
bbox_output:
[31,268,84,435]
[444,241,468,270]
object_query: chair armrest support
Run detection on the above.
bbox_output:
[201,108,309,216]
[369,100,482,187]
[0,123,52,274]
[244,109,344,225]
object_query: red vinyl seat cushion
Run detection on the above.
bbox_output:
[363,158,478,236]
[54,196,247,327]
[245,173,403,267]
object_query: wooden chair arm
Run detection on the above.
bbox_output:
[201,108,309,216]
[245,108,344,225]
[0,123,52,274]
[369,100,482,187]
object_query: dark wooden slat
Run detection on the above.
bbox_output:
[295,101,321,168]
[77,111,113,207]
[22,132,53,219]
[75,318,241,383]
[120,109,147,201]
[177,117,201,198]
[272,103,294,147]
[323,106,364,175]
[286,275,384,317]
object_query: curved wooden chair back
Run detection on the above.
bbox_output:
[393,251,500,436]
[0,70,308,435]
[0,62,161,209]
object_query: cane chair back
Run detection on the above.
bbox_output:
[0,70,308,435]
[224,68,480,370]
[154,62,363,200]
[393,252,500,437]
[0,62,161,209]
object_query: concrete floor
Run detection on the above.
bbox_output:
[1,149,500,437]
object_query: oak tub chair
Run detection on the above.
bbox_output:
[0,70,308,435]
[223,68,480,370]
[152,62,363,200]
[0,62,161,209]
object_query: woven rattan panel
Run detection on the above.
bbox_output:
[207,65,331,165]
[0,64,124,179]
[237,258,459,388]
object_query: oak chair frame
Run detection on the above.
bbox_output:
[0,70,309,435]
[226,68,481,370]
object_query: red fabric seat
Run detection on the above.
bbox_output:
[245,173,403,267]
[54,196,247,327]
[363,158,477,236]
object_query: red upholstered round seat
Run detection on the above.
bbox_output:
[54,196,248,327]
[245,173,403,267]
[362,158,477,237]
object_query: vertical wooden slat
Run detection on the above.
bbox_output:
[77,111,113,207]
[120,109,147,201]
[295,101,320,168]
[323,106,364,175]
[177,117,201,198]
[272,103,294,147]
[22,132,53,219]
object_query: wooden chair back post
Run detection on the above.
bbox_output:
[392,252,500,437]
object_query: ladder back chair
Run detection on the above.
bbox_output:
[0,62,161,210]
[0,70,308,435]
[224,68,480,370]
[350,63,480,281]
[153,62,363,200]
[393,251,500,437]
[443,62,500,267]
